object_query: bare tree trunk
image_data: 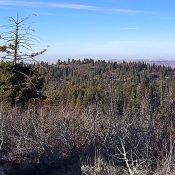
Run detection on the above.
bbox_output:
[14,15,19,65]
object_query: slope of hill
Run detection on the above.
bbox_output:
[33,59,175,111]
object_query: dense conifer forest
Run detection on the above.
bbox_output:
[36,59,175,110]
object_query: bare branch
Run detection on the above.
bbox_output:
[0,15,47,65]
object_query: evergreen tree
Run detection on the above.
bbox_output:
[0,62,44,105]
[0,15,46,105]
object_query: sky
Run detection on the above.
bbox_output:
[0,0,175,62]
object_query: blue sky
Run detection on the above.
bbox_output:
[0,0,175,62]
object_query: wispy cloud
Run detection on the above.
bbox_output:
[121,27,137,30]
[0,0,151,15]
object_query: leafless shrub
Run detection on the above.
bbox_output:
[0,101,175,174]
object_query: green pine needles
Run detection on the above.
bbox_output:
[0,62,44,105]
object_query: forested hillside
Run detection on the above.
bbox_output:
[36,59,175,111]
[1,59,175,175]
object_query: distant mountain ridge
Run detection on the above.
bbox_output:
[110,59,175,68]
[145,60,175,68]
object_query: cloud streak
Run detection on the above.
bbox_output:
[121,27,137,30]
[0,0,151,15]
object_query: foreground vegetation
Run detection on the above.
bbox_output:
[0,101,175,174]
[0,59,175,174]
